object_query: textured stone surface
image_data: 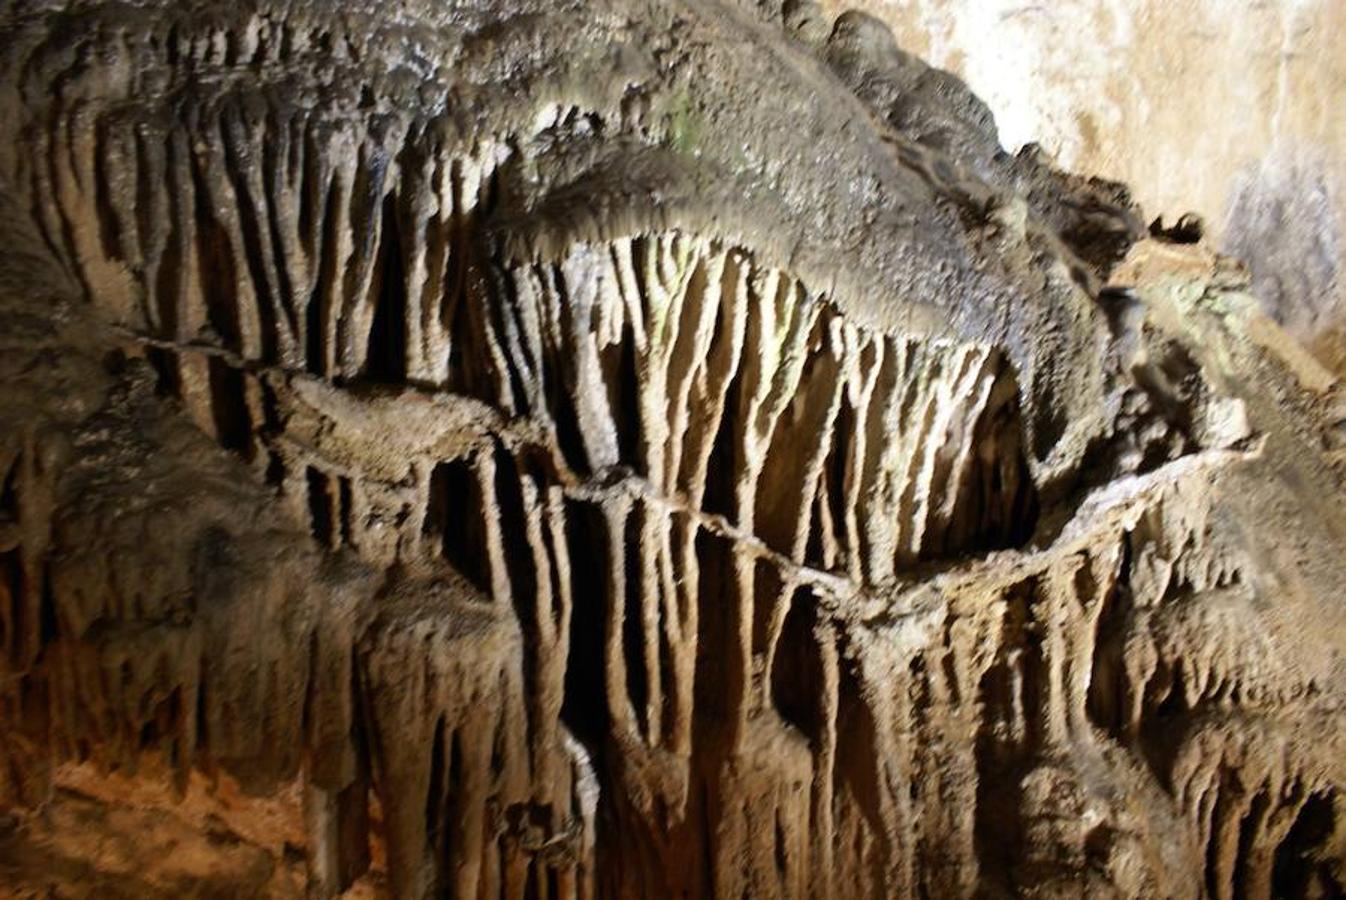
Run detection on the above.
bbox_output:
[821,0,1346,370]
[0,1,1343,897]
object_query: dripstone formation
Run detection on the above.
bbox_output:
[0,2,1344,897]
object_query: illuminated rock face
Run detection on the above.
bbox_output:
[0,2,1343,897]
[823,0,1346,373]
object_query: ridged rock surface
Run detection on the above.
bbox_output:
[0,1,1343,897]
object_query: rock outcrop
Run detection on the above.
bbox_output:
[0,1,1342,897]
[821,0,1346,373]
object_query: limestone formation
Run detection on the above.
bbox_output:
[823,0,1346,373]
[0,2,1342,897]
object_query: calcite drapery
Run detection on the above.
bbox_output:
[0,1,1343,896]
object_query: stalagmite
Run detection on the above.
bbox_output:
[0,1,1343,897]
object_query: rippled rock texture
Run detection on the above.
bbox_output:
[0,1,1343,897]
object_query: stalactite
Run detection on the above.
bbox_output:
[0,1,1343,897]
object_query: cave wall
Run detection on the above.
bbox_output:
[825,0,1346,369]
[0,1,1344,897]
